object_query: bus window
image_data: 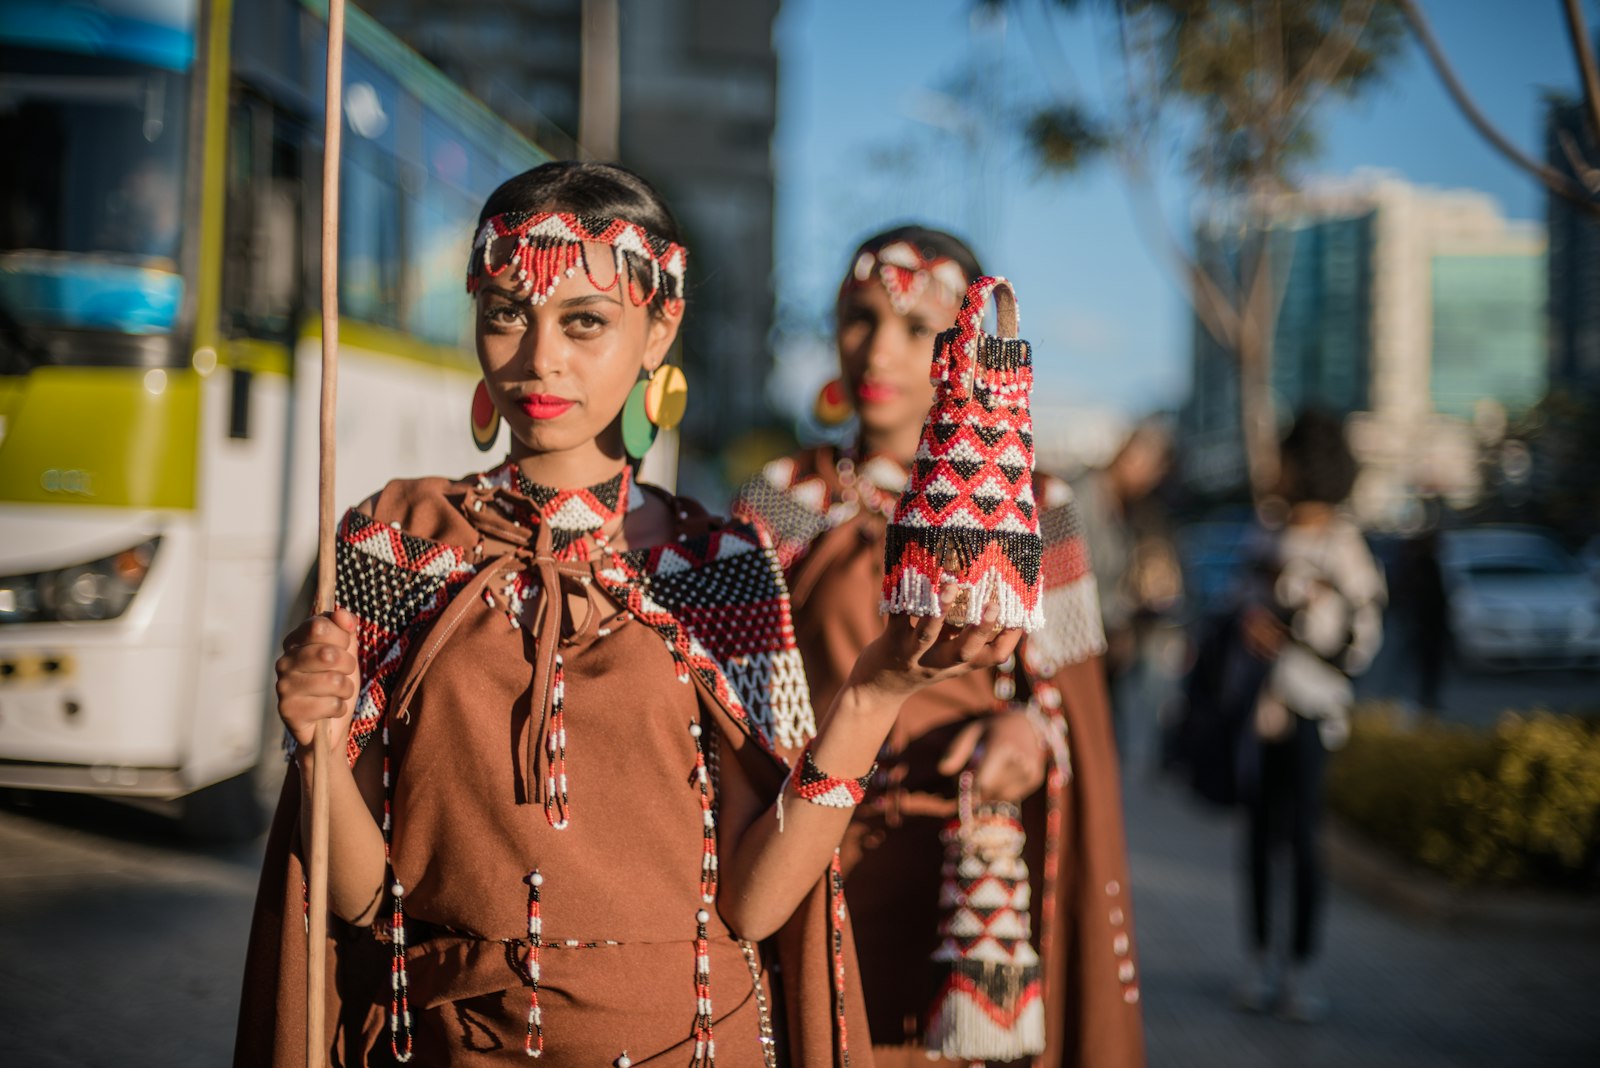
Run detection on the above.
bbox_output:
[338,51,402,329]
[0,47,189,345]
[223,96,301,340]
[405,108,494,350]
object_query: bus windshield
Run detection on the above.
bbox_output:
[0,47,190,343]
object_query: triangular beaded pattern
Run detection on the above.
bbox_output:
[881,277,1043,630]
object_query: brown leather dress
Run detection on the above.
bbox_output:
[737,446,1146,1068]
[236,468,869,1066]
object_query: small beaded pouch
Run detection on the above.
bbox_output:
[881,276,1043,631]
[925,772,1046,1061]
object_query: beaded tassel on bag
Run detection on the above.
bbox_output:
[925,774,1046,1062]
[881,277,1043,631]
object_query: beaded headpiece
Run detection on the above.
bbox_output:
[468,211,689,313]
[842,239,970,316]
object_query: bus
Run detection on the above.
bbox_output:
[0,0,547,837]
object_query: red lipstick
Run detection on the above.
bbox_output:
[856,382,898,405]
[519,393,576,419]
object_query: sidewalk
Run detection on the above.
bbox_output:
[1125,775,1600,1068]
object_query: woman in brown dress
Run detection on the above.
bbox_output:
[236,167,1022,1066]
[734,227,1146,1068]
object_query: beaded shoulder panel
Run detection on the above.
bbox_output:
[594,522,816,756]
[336,509,479,766]
[731,454,839,571]
[1024,477,1108,676]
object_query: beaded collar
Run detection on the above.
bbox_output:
[841,239,969,316]
[468,211,688,313]
[473,460,637,561]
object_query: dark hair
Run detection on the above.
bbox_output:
[476,161,684,315]
[842,224,984,290]
[1279,407,1357,505]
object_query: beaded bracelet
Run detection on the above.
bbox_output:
[795,744,876,808]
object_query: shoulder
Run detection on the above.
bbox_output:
[731,447,838,568]
[341,472,480,554]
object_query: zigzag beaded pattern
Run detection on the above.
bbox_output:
[468,211,688,308]
[336,511,478,767]
[794,745,874,807]
[927,807,1045,1059]
[595,524,816,755]
[882,276,1043,631]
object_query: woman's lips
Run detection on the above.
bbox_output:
[856,382,899,405]
[518,394,576,419]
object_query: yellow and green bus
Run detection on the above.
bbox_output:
[0,0,546,836]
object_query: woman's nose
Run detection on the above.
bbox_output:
[524,319,568,378]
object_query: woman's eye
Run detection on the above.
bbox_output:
[483,303,525,328]
[564,313,608,333]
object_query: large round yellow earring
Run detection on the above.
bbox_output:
[814,377,852,427]
[471,380,500,452]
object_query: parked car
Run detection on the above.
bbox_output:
[1439,527,1600,670]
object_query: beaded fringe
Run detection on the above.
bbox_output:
[880,561,1045,631]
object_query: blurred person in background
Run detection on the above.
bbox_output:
[237,165,1023,1066]
[1392,529,1450,716]
[735,226,1145,1068]
[1071,421,1180,770]
[1231,408,1385,1023]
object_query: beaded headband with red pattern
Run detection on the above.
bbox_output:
[841,239,970,317]
[468,211,689,312]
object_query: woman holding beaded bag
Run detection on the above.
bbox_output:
[236,165,1022,1067]
[734,227,1146,1068]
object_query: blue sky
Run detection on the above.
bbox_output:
[773,0,1574,418]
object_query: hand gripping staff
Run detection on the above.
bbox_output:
[307,0,347,1062]
[881,276,1045,632]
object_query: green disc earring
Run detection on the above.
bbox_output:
[621,378,658,459]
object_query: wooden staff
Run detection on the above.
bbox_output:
[308,0,347,1062]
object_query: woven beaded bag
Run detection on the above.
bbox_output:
[925,772,1046,1061]
[881,276,1043,631]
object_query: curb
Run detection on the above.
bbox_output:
[1325,820,1600,934]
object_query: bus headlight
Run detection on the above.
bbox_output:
[0,538,161,624]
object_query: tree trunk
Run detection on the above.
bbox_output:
[1237,236,1280,502]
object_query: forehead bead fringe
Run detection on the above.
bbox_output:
[843,239,969,316]
[468,211,688,314]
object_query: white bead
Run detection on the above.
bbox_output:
[616,1056,632,1068]
[688,723,702,738]
[529,871,545,887]
[696,909,710,924]
[390,883,404,897]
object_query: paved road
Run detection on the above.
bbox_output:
[1126,778,1600,1068]
[0,792,261,1068]
[3,777,1598,1067]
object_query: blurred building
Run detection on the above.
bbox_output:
[1546,97,1600,394]
[1181,174,1547,527]
[358,0,781,464]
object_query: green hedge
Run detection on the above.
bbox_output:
[1327,706,1600,887]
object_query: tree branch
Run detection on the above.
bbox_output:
[1284,0,1379,120]
[1561,0,1600,147]
[1400,0,1600,219]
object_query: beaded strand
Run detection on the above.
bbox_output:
[829,850,852,1068]
[382,724,415,1063]
[545,654,570,829]
[524,869,545,1058]
[689,719,718,1066]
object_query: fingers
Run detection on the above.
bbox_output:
[275,641,359,681]
[281,611,359,654]
[937,720,985,776]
